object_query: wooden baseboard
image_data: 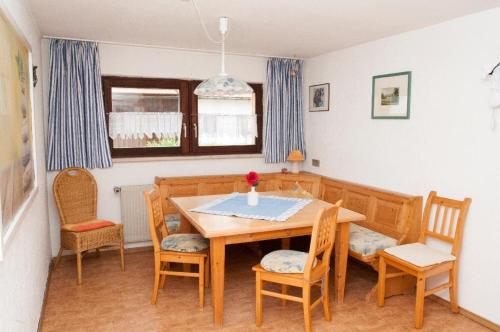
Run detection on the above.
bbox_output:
[428,295,499,331]
[37,259,54,332]
[121,245,153,254]
[51,245,153,264]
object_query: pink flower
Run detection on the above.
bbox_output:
[246,171,259,187]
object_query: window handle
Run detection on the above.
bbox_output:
[193,123,198,138]
[183,123,187,138]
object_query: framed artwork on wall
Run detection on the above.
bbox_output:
[371,71,411,119]
[0,5,37,260]
[309,83,330,112]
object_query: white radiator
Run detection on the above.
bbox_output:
[119,184,154,243]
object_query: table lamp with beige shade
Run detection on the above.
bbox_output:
[287,150,305,174]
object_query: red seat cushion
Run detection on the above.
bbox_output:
[62,220,115,232]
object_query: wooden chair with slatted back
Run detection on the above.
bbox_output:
[252,200,342,332]
[377,191,471,329]
[144,186,209,307]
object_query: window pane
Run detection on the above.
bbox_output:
[197,94,256,147]
[110,87,181,148]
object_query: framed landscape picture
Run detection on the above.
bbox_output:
[0,5,37,260]
[309,83,330,112]
[371,71,411,119]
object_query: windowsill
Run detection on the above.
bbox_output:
[112,153,264,163]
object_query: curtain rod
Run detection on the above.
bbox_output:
[42,35,303,60]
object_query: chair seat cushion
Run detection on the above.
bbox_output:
[165,214,181,233]
[384,243,456,267]
[260,250,313,274]
[161,234,208,253]
[61,220,115,232]
[349,224,398,257]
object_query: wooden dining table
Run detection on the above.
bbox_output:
[170,193,366,327]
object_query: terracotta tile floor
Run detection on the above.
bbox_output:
[41,246,488,332]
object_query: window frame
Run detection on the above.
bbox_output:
[188,81,263,155]
[102,76,190,158]
[102,76,263,158]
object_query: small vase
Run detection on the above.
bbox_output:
[248,186,259,206]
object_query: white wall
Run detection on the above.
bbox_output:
[42,42,284,256]
[304,7,500,324]
[0,0,51,331]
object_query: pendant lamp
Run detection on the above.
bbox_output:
[194,17,253,97]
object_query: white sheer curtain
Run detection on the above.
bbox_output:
[108,112,183,140]
[198,114,257,146]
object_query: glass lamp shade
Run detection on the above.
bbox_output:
[194,74,254,97]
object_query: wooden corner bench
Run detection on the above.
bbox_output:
[319,176,422,298]
[154,171,422,298]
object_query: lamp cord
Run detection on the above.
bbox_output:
[488,62,500,76]
[191,0,230,45]
[491,109,496,130]
[490,70,500,130]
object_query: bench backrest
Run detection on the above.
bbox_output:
[154,172,321,215]
[320,176,422,244]
[154,172,421,244]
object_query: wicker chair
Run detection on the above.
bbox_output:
[53,167,125,284]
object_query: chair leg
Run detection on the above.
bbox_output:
[365,284,378,303]
[204,255,210,288]
[449,264,459,313]
[302,284,312,332]
[120,236,125,272]
[415,274,425,329]
[281,285,288,306]
[76,251,83,285]
[256,272,263,327]
[159,275,166,289]
[159,262,167,289]
[199,258,205,309]
[151,258,160,305]
[95,248,100,257]
[322,274,332,321]
[54,247,64,269]
[377,256,387,307]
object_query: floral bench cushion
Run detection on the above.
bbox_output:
[349,224,398,257]
[161,234,208,253]
[164,214,181,233]
[261,250,312,274]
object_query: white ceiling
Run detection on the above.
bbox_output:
[29,0,500,58]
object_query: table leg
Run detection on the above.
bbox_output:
[334,222,350,304]
[210,237,226,327]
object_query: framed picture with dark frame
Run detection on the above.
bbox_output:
[371,71,411,119]
[309,83,330,112]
